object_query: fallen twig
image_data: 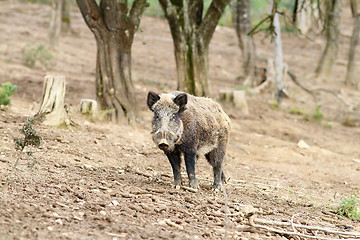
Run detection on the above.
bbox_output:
[228,179,282,189]
[248,214,360,239]
[181,185,198,193]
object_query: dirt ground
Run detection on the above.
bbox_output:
[1,2,360,240]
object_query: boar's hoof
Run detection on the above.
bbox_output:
[189,180,198,189]
[212,183,224,192]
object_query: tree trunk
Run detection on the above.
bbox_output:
[76,0,148,123]
[174,38,209,96]
[36,75,69,126]
[272,0,285,102]
[345,0,360,89]
[294,0,313,35]
[160,0,231,96]
[95,31,135,122]
[233,0,256,86]
[316,0,343,80]
[48,0,63,47]
[61,0,72,33]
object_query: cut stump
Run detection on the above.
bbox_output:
[220,90,249,115]
[36,75,69,126]
[80,99,98,117]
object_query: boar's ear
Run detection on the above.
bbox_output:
[173,93,187,112]
[147,91,160,111]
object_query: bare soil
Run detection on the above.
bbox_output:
[1,2,360,240]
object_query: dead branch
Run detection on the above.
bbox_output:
[287,70,354,110]
[181,185,198,193]
[248,215,360,239]
[287,70,315,96]
[228,179,283,189]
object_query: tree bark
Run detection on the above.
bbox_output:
[345,0,360,89]
[294,0,313,35]
[48,0,63,47]
[271,0,285,102]
[233,0,256,86]
[36,75,69,126]
[61,0,72,33]
[316,0,343,80]
[76,0,147,123]
[159,0,231,96]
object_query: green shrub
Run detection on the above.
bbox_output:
[312,105,324,121]
[0,82,17,107]
[14,118,42,152]
[336,194,360,218]
[23,44,53,69]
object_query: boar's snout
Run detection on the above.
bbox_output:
[158,141,169,151]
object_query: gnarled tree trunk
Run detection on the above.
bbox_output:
[316,0,343,80]
[233,0,256,86]
[159,0,231,96]
[61,0,72,33]
[48,0,63,47]
[345,0,360,89]
[76,0,148,123]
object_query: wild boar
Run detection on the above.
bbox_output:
[147,91,231,190]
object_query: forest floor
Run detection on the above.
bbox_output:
[1,2,360,240]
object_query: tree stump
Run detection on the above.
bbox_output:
[233,90,249,115]
[80,99,98,117]
[219,90,249,115]
[36,75,69,126]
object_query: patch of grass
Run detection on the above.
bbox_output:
[289,107,303,115]
[304,105,324,122]
[235,84,250,91]
[336,194,360,218]
[342,116,356,127]
[23,44,54,69]
[312,105,324,122]
[269,101,279,110]
[0,82,17,108]
[323,123,333,129]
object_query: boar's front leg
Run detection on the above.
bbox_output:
[165,149,182,187]
[184,152,197,189]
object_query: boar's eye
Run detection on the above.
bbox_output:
[154,113,160,120]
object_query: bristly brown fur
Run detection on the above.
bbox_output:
[147,91,231,190]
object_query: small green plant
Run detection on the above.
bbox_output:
[235,84,250,91]
[0,82,17,107]
[336,194,360,218]
[13,118,42,168]
[289,107,303,115]
[312,105,324,122]
[23,44,53,69]
[269,101,279,110]
[304,105,324,122]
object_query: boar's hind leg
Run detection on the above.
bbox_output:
[205,143,226,190]
[165,150,182,187]
[184,152,197,189]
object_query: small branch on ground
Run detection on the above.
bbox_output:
[247,214,360,240]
